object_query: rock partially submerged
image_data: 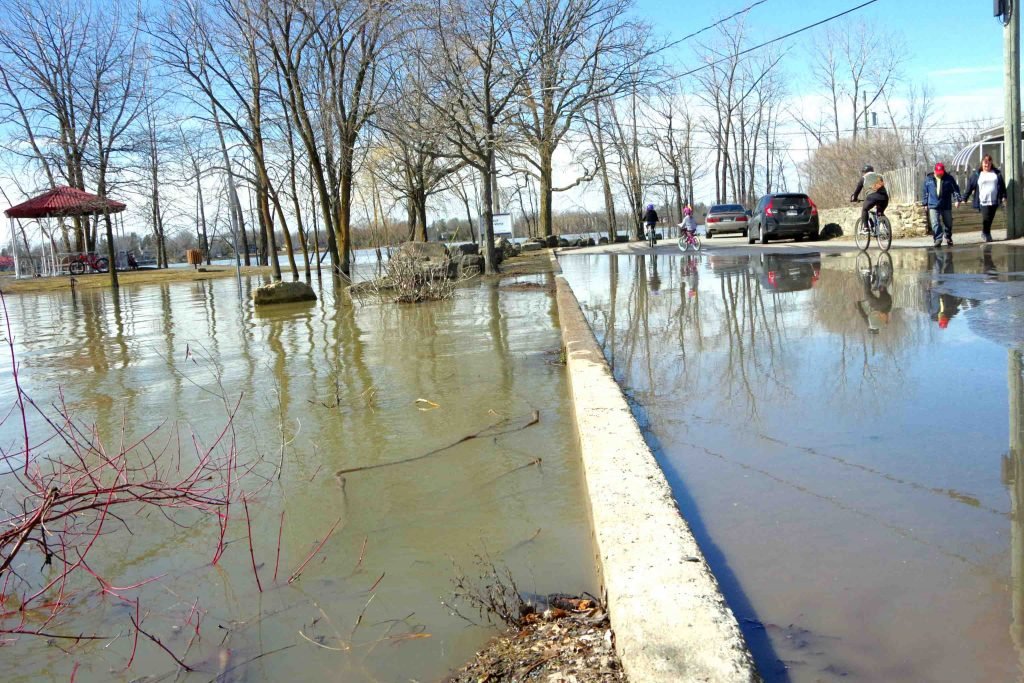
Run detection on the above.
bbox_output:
[253,280,317,306]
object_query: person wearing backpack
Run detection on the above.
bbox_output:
[961,154,1006,243]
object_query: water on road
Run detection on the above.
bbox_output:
[560,244,1024,682]
[0,273,596,682]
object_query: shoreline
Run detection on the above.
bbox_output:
[0,249,560,295]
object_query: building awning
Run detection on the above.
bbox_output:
[5,186,126,219]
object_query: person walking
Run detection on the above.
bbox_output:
[921,162,962,247]
[961,154,1006,243]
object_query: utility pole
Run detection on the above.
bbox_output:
[1005,0,1023,238]
[863,90,870,139]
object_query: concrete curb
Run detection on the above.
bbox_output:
[552,261,759,682]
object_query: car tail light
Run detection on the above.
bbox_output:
[764,200,775,216]
[707,216,719,223]
[737,215,748,222]
[808,197,818,216]
[767,271,777,287]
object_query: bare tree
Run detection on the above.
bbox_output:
[262,0,399,278]
[510,0,651,237]
[417,0,532,274]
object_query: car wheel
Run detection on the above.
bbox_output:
[747,224,756,244]
[794,235,804,242]
[809,230,820,241]
[759,224,768,245]
[706,231,713,238]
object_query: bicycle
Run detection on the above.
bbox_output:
[855,250,893,290]
[68,252,109,275]
[850,200,892,251]
[646,224,658,249]
[677,227,702,253]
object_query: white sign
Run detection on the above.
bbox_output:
[491,213,514,237]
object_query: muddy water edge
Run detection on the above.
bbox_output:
[0,271,598,682]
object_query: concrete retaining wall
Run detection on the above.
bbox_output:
[820,203,1005,239]
[820,203,928,238]
[553,267,759,683]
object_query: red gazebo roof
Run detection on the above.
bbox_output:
[4,186,127,219]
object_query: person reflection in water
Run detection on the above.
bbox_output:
[682,255,699,299]
[649,257,661,293]
[929,250,963,329]
[856,255,893,334]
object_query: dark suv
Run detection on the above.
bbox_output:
[747,193,820,244]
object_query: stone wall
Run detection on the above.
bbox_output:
[819,203,929,239]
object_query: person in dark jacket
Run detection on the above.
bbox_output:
[961,154,1006,242]
[851,164,888,233]
[642,204,659,240]
[921,162,961,247]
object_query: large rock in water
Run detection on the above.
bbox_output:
[253,280,317,306]
[395,241,455,277]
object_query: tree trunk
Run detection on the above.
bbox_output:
[407,200,418,241]
[338,152,355,277]
[212,108,250,266]
[269,188,299,279]
[539,148,554,238]
[415,192,428,241]
[196,171,210,264]
[103,211,118,290]
[482,150,497,275]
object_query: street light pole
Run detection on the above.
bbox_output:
[1005,0,1023,238]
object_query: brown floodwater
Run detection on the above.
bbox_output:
[0,273,597,681]
[560,245,1024,682]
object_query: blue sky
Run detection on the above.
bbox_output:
[632,0,1007,123]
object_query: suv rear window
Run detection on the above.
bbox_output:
[772,195,810,207]
[709,204,745,213]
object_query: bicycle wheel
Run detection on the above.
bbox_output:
[69,260,84,275]
[855,250,871,277]
[685,236,701,252]
[875,216,892,251]
[677,236,687,252]
[854,218,870,251]
[875,251,894,287]
[95,257,109,272]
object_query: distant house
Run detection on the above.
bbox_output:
[952,123,1024,171]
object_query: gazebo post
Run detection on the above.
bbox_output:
[9,217,18,279]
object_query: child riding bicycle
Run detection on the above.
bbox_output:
[678,206,698,235]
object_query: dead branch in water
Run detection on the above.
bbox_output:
[335,410,540,476]
[288,517,343,584]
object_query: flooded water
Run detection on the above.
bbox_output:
[560,245,1024,682]
[0,274,596,681]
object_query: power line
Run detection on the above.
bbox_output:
[675,0,882,79]
[665,0,771,49]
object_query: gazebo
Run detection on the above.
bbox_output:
[4,185,126,278]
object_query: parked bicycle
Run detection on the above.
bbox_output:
[676,226,702,253]
[850,200,892,251]
[68,252,109,275]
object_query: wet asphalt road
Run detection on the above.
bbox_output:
[560,243,1024,682]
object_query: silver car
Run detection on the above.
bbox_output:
[704,203,749,238]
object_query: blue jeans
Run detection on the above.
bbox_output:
[929,209,953,241]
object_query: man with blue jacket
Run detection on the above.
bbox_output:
[921,162,961,247]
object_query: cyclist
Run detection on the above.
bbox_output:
[678,206,698,236]
[850,164,888,235]
[642,203,659,241]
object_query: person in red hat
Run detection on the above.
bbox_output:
[921,162,961,247]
